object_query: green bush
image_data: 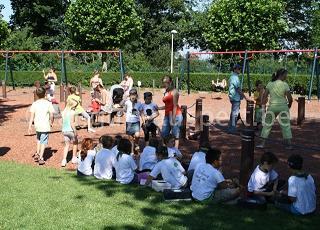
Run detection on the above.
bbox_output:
[0,71,316,94]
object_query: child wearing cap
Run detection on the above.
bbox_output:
[275,154,316,215]
[141,92,160,144]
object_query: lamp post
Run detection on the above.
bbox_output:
[170,30,178,74]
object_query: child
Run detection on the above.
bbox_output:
[28,87,55,165]
[77,138,96,176]
[275,154,316,215]
[164,134,183,160]
[187,142,211,181]
[68,86,95,133]
[114,138,138,184]
[191,148,240,203]
[247,152,282,202]
[146,146,188,189]
[139,137,159,172]
[61,98,78,167]
[254,80,265,129]
[94,135,115,180]
[111,135,122,156]
[141,92,160,143]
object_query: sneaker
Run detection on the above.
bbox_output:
[38,158,45,165]
[88,128,96,133]
[71,157,78,164]
[61,159,67,167]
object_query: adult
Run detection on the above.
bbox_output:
[120,74,134,98]
[93,83,108,112]
[159,76,182,148]
[43,67,57,100]
[257,69,293,149]
[227,64,252,133]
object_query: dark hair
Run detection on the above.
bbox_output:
[36,87,46,98]
[80,138,95,161]
[164,134,175,145]
[116,138,132,160]
[99,135,113,149]
[148,137,159,148]
[69,86,77,94]
[205,148,221,164]
[51,67,56,72]
[272,68,288,82]
[113,135,122,147]
[162,76,174,91]
[199,141,211,153]
[255,80,262,87]
[260,152,278,165]
[144,92,153,99]
[156,146,168,158]
[288,154,303,170]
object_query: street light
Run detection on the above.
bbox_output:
[171,30,178,74]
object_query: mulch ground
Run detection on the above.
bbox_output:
[1,86,319,194]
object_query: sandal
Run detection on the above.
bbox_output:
[38,158,45,165]
[33,154,40,162]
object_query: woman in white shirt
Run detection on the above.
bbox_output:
[77,138,96,176]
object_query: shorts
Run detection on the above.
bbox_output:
[63,132,78,143]
[161,115,183,139]
[81,111,90,119]
[36,132,49,145]
[126,122,140,136]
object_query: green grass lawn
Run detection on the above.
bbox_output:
[0,161,318,230]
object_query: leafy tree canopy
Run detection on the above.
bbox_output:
[0,4,9,48]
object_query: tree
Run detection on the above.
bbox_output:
[64,0,142,50]
[0,4,9,48]
[204,0,287,51]
[311,1,320,47]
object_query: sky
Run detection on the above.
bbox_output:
[1,0,12,22]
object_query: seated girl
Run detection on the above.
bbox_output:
[77,138,96,176]
[139,138,160,172]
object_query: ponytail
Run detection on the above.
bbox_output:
[272,68,288,82]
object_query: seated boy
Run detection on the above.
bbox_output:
[187,142,210,181]
[247,152,284,202]
[139,138,159,172]
[275,154,316,215]
[190,148,240,203]
[145,146,187,189]
[164,134,183,160]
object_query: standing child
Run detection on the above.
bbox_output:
[28,87,55,165]
[141,92,160,144]
[68,86,95,133]
[94,135,115,180]
[77,138,96,176]
[275,154,316,215]
[164,134,183,160]
[139,138,159,172]
[114,138,138,184]
[61,98,78,167]
[254,80,265,129]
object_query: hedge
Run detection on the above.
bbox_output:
[0,71,317,94]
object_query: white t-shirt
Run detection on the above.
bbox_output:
[30,99,55,132]
[111,145,118,156]
[77,150,96,176]
[139,146,158,171]
[94,148,116,180]
[141,103,158,117]
[114,153,137,184]
[191,163,225,201]
[167,147,183,158]
[125,100,142,123]
[247,166,278,192]
[150,158,187,189]
[188,151,206,172]
[288,175,316,215]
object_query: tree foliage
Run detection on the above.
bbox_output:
[204,0,287,51]
[311,1,320,47]
[0,4,9,48]
[65,0,142,50]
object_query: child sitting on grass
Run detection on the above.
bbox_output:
[28,87,55,165]
[111,135,122,155]
[61,98,78,167]
[187,142,211,181]
[94,135,115,180]
[247,152,284,202]
[139,137,160,172]
[254,80,265,129]
[77,138,96,177]
[146,146,188,189]
[275,154,316,215]
[190,148,240,203]
[114,138,138,184]
[164,134,183,160]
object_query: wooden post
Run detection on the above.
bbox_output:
[297,97,305,126]
[195,99,203,131]
[1,80,6,98]
[181,105,187,139]
[199,115,209,146]
[78,83,82,105]
[240,129,255,187]
[246,100,254,127]
[60,84,65,102]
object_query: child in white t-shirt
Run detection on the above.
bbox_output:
[94,135,115,180]
[146,146,187,189]
[247,152,283,202]
[141,92,160,144]
[114,138,138,184]
[77,138,96,176]
[164,134,183,160]
[139,138,160,172]
[275,154,316,215]
[190,148,240,203]
[111,135,122,156]
[28,87,55,165]
[187,142,211,181]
